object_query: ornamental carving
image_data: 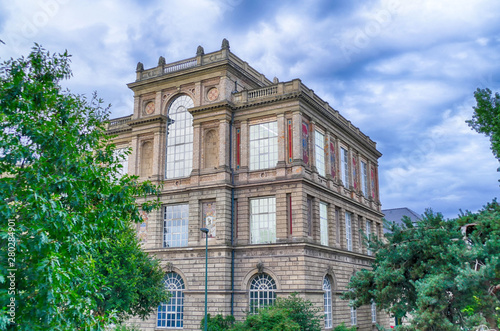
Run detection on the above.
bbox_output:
[165,262,174,273]
[158,56,166,66]
[256,261,264,274]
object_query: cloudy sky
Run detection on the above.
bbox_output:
[1,0,499,219]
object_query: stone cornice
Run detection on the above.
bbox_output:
[128,114,167,127]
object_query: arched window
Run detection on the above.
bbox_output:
[249,273,276,313]
[165,95,193,179]
[157,272,185,328]
[323,276,333,329]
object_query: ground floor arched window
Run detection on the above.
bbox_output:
[249,273,276,313]
[157,272,185,328]
[323,276,333,328]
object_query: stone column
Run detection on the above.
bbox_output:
[155,91,162,114]
[192,123,201,175]
[348,147,354,191]
[240,119,249,170]
[130,135,139,176]
[133,96,140,120]
[152,131,162,180]
[325,132,332,179]
[357,215,364,254]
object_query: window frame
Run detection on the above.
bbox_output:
[320,202,328,246]
[165,95,194,179]
[249,121,278,171]
[350,305,357,326]
[345,212,352,251]
[371,301,377,323]
[323,276,333,329]
[163,204,189,248]
[250,197,276,244]
[249,273,276,313]
[113,147,129,178]
[315,129,326,176]
[157,272,185,328]
[340,147,349,187]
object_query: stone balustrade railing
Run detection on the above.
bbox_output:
[107,115,132,131]
[248,86,278,99]
[164,59,197,74]
[136,49,272,86]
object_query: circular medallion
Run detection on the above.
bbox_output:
[207,87,219,102]
[145,101,155,115]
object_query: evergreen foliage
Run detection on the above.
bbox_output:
[344,202,500,330]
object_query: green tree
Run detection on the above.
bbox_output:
[200,313,236,331]
[231,293,321,331]
[343,205,500,330]
[92,225,169,321]
[0,45,169,330]
[232,308,301,331]
[467,88,500,160]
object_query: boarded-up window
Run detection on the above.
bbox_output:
[204,129,218,168]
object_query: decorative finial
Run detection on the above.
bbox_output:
[273,77,279,84]
[158,56,166,66]
[221,38,230,50]
[256,261,264,274]
[136,62,144,72]
[196,45,205,56]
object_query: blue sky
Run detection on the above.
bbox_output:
[1,0,499,219]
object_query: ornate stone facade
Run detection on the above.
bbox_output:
[108,40,387,330]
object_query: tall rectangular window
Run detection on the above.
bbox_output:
[315,130,325,176]
[320,202,328,246]
[366,220,372,256]
[341,147,349,187]
[345,212,352,251]
[165,95,194,179]
[249,121,278,170]
[361,161,368,196]
[113,147,129,178]
[163,204,189,247]
[350,306,357,326]
[250,197,276,244]
[371,302,377,323]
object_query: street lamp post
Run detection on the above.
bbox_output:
[200,228,209,331]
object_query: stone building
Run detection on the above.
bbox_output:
[108,39,388,330]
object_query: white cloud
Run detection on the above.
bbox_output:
[0,0,498,218]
